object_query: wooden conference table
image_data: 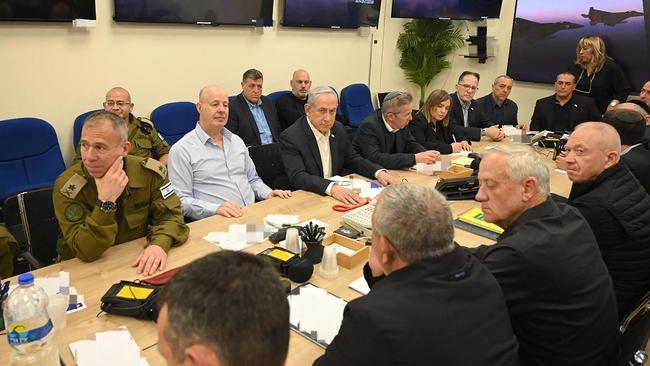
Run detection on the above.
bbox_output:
[1,141,571,365]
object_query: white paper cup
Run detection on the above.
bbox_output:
[47,294,69,331]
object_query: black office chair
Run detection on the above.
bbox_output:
[617,291,650,365]
[248,143,291,190]
[2,187,60,270]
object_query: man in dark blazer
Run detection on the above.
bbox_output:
[314,184,520,366]
[471,144,619,366]
[530,72,601,132]
[280,86,399,205]
[602,107,650,195]
[353,91,439,170]
[226,69,281,146]
[450,71,505,141]
[275,69,311,130]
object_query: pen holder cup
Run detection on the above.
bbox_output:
[303,240,324,264]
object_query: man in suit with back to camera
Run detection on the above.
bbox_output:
[280,86,400,205]
[53,111,189,275]
[470,144,619,366]
[560,122,650,319]
[157,251,289,366]
[168,85,291,220]
[450,71,506,141]
[602,107,650,195]
[353,91,440,170]
[74,87,170,165]
[275,69,312,130]
[475,75,527,130]
[530,72,601,132]
[226,68,281,146]
[314,183,519,366]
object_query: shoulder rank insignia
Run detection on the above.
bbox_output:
[137,117,154,135]
[60,173,88,199]
[142,158,167,179]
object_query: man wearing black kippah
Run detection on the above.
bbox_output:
[602,106,650,194]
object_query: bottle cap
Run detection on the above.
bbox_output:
[18,273,34,285]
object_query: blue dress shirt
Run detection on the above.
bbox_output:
[246,99,274,145]
[168,123,272,220]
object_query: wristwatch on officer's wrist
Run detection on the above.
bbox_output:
[96,199,117,213]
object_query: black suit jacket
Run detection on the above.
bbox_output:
[279,116,382,195]
[471,199,619,366]
[621,143,650,195]
[352,110,425,169]
[275,92,307,131]
[409,112,469,154]
[314,246,520,366]
[449,92,492,141]
[529,94,601,132]
[225,93,281,146]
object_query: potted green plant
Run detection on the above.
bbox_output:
[397,18,465,107]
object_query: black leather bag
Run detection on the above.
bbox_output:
[100,280,160,321]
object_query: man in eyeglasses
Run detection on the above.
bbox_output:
[74,87,170,165]
[640,81,650,108]
[449,71,505,142]
[530,72,600,133]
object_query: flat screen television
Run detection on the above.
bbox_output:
[507,0,650,91]
[391,0,503,20]
[282,0,381,28]
[0,0,96,22]
[113,0,274,26]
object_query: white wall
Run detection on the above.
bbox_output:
[0,0,555,165]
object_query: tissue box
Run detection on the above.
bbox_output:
[322,234,369,269]
[439,165,473,179]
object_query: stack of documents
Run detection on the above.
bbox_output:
[69,327,148,366]
[288,283,347,347]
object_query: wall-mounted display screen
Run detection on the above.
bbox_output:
[283,0,381,28]
[507,0,650,91]
[0,0,96,22]
[113,0,274,26]
[391,0,503,20]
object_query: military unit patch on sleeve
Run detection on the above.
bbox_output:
[142,158,167,179]
[64,203,85,222]
[60,173,88,199]
[137,117,154,135]
[159,181,175,200]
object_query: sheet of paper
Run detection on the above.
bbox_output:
[70,326,147,366]
[348,276,370,295]
[288,283,347,347]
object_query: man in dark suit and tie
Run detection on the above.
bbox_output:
[353,91,440,170]
[449,71,505,142]
[530,72,601,133]
[280,86,400,204]
[226,69,281,146]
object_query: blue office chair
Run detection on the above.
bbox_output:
[340,83,374,128]
[268,90,290,104]
[73,109,102,149]
[0,117,66,202]
[150,102,199,145]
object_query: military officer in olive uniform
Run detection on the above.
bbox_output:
[74,87,170,165]
[0,224,18,278]
[54,111,188,275]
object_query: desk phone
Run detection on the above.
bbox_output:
[341,204,374,237]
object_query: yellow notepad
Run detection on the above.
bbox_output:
[451,157,474,166]
[457,207,504,234]
[116,285,155,300]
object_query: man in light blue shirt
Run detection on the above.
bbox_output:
[169,85,291,220]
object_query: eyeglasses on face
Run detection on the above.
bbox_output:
[104,100,131,107]
[458,84,478,92]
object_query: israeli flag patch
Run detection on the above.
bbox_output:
[160,182,175,199]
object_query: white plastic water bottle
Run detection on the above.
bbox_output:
[3,273,59,366]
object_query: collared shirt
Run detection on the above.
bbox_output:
[245,98,273,145]
[168,123,272,220]
[621,143,642,156]
[306,117,332,179]
[456,93,471,127]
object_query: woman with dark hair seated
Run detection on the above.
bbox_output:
[409,89,472,154]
